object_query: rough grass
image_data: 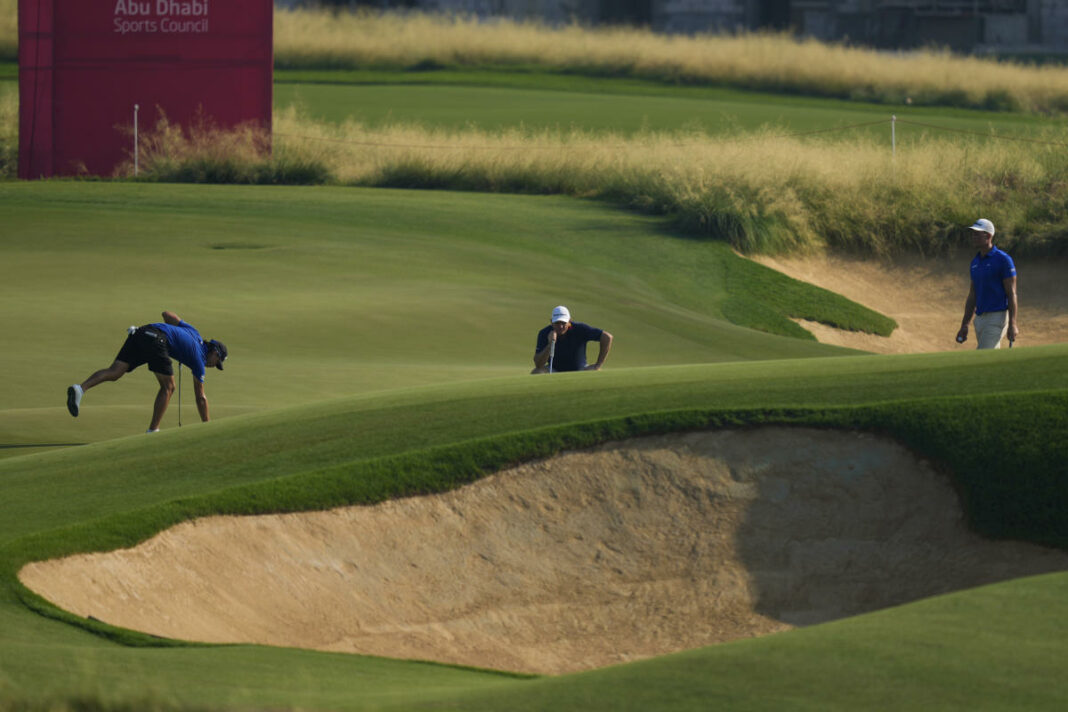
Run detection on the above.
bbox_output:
[272,7,1068,115]
[126,113,329,185]
[5,1,1068,113]
[9,85,1066,256]
[0,0,13,61]
[271,107,1068,256]
[0,89,14,178]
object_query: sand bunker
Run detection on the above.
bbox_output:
[20,428,1068,675]
[750,251,1068,354]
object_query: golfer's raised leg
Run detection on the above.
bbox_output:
[148,372,176,432]
[67,360,129,417]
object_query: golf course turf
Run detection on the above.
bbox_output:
[2,44,1068,711]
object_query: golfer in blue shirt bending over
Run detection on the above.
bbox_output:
[956,219,1019,349]
[67,311,228,432]
[532,305,613,374]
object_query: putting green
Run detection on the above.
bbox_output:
[1,180,866,452]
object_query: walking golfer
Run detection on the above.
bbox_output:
[956,219,1018,349]
[67,311,228,432]
[532,305,613,373]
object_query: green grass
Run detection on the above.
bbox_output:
[0,182,1066,712]
[269,74,1068,257]
[3,66,1068,712]
[0,181,892,454]
[2,354,1068,709]
[275,68,1061,141]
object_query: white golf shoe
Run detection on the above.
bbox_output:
[66,384,83,417]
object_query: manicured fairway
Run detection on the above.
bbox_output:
[274,70,1059,142]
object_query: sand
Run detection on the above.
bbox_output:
[19,428,1068,675]
[750,250,1068,353]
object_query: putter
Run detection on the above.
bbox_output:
[549,338,555,374]
[177,363,182,427]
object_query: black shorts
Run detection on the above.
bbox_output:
[115,326,173,376]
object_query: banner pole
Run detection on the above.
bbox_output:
[134,104,140,176]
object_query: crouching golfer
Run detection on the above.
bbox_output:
[67,311,228,432]
[532,305,613,373]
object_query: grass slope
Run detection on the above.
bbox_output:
[0,181,889,454]
[1,352,1067,710]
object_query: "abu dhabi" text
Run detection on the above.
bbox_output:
[114,0,209,16]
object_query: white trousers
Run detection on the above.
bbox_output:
[974,310,1008,349]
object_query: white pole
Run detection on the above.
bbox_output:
[134,104,140,176]
[891,114,896,159]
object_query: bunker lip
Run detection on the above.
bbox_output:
[749,251,1068,354]
[18,428,1068,675]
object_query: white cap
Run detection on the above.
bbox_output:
[551,305,571,323]
[968,218,995,236]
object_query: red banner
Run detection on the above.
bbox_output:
[19,0,273,178]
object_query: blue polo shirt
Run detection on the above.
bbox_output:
[150,321,208,382]
[535,322,604,372]
[970,247,1016,315]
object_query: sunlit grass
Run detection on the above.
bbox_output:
[270,106,1068,255]
[0,0,14,60]
[273,7,1068,114]
[0,88,15,177]
[126,111,329,185]
[4,2,1068,113]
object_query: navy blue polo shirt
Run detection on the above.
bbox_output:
[970,247,1016,315]
[535,322,604,372]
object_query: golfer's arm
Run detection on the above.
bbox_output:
[162,311,182,326]
[193,381,209,422]
[593,331,613,367]
[533,342,551,369]
[1004,276,1018,328]
[961,285,976,328]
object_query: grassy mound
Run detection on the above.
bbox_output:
[2,347,1068,709]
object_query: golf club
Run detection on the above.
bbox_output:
[177,362,182,427]
[549,338,555,374]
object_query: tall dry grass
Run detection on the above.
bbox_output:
[273,105,1068,255]
[125,111,330,184]
[0,0,14,60]
[4,2,1065,112]
[274,8,1068,114]
[0,88,16,177]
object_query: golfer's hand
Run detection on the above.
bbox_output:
[1009,323,1019,342]
[955,326,968,344]
[584,364,601,371]
[548,330,558,344]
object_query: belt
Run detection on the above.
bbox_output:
[139,327,168,342]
